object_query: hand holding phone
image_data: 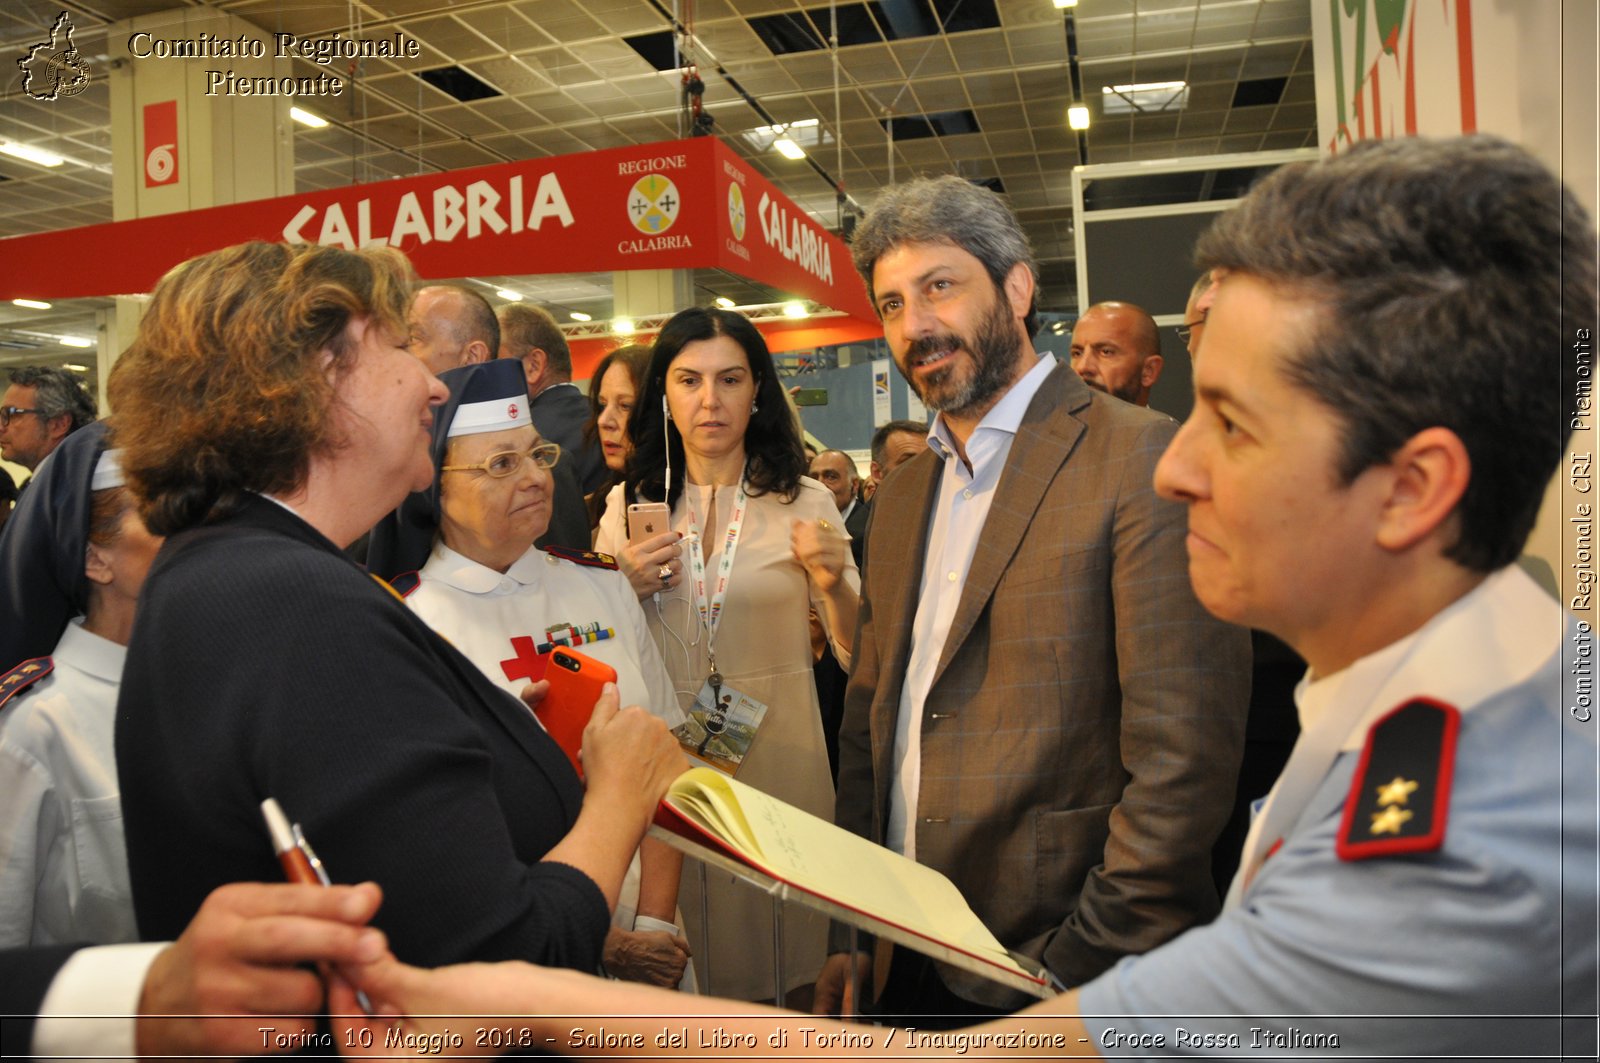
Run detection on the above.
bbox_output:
[621,502,681,601]
[627,501,672,544]
[537,647,619,778]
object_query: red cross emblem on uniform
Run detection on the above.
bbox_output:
[508,402,519,418]
[500,635,549,685]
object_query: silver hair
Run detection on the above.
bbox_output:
[850,176,1039,333]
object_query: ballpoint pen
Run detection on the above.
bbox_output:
[260,797,375,1015]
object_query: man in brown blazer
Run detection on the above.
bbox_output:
[816,176,1251,1018]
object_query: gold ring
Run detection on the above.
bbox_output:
[657,564,673,582]
[818,519,832,531]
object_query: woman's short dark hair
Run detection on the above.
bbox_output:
[1196,135,1596,572]
[108,241,415,536]
[625,307,805,509]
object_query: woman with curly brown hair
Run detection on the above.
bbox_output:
[108,241,683,976]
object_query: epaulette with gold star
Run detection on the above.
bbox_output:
[0,657,54,713]
[543,545,618,570]
[1336,697,1460,860]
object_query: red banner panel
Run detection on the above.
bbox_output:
[142,100,179,188]
[0,137,877,329]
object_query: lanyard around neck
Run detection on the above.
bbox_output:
[683,473,748,666]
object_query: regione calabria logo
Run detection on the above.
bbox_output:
[727,183,747,242]
[627,174,680,235]
[19,11,92,101]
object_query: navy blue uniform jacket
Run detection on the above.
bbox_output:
[115,495,609,968]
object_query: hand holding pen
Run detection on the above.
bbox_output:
[261,797,376,1015]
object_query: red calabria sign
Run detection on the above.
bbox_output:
[0,137,877,335]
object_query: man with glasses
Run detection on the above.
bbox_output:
[1176,271,1216,359]
[0,367,96,473]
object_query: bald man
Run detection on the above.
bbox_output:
[406,285,498,376]
[1068,301,1163,406]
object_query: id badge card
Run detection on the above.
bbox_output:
[672,678,769,777]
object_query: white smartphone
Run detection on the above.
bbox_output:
[626,501,671,544]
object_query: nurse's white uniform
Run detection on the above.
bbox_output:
[0,620,134,947]
[404,541,694,988]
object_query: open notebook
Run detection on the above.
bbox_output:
[653,767,1050,996]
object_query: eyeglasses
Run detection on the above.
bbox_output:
[1175,319,1206,343]
[441,442,562,478]
[0,406,44,428]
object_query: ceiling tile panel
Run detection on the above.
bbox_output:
[454,9,551,53]
[946,29,1011,68]
[471,56,554,95]
[888,39,958,78]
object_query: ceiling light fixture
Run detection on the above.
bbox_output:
[1101,81,1190,115]
[1053,0,1080,8]
[495,289,523,301]
[62,362,89,371]
[613,318,635,335]
[569,311,592,322]
[1067,104,1091,131]
[59,336,93,348]
[1107,80,1187,94]
[289,107,329,128]
[774,138,806,160]
[752,118,820,136]
[0,142,64,167]
[714,297,736,310]
[12,298,52,310]
[783,301,808,319]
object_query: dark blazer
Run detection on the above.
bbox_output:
[834,360,1251,1006]
[842,494,870,571]
[536,453,595,553]
[0,945,80,1060]
[532,382,607,495]
[116,496,610,969]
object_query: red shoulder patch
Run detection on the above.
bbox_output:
[1336,697,1459,861]
[0,657,54,712]
[544,545,618,570]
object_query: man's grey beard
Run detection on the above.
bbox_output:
[900,291,1022,418]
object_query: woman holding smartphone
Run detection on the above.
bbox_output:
[385,359,694,990]
[594,306,859,1002]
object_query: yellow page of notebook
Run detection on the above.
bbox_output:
[667,769,1028,975]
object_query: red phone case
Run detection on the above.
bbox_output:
[536,647,618,778]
